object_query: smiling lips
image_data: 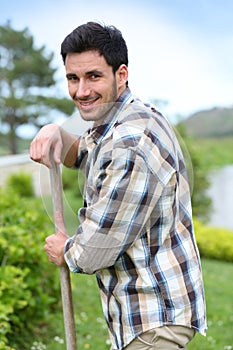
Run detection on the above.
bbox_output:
[75,96,100,111]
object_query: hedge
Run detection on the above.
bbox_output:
[194,219,233,262]
[0,185,60,349]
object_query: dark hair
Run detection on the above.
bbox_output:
[61,22,128,73]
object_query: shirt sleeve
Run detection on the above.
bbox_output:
[64,145,176,274]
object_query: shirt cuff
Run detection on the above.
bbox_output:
[64,238,83,273]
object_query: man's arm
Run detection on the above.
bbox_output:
[60,127,80,167]
[30,124,80,168]
[30,124,81,266]
[63,148,170,274]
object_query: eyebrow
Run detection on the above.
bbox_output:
[85,70,103,76]
[66,70,103,79]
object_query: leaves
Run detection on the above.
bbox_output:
[0,23,76,154]
[0,186,60,348]
[175,123,212,221]
[194,219,233,262]
[0,24,55,88]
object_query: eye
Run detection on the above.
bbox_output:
[90,74,100,80]
[66,74,78,81]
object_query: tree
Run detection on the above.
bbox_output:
[0,22,76,154]
[175,123,212,222]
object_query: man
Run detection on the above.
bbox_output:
[30,22,207,349]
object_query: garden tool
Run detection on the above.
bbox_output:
[49,152,77,350]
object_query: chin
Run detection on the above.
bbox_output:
[79,108,103,122]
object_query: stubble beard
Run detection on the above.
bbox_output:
[78,80,118,125]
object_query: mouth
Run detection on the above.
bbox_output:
[75,97,100,111]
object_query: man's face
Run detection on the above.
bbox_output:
[65,50,128,125]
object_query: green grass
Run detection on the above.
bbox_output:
[41,274,109,350]
[188,259,233,349]
[193,137,233,170]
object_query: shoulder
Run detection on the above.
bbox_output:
[112,100,174,146]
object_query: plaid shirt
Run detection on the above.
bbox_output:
[64,88,207,349]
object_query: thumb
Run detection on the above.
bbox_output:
[54,210,66,235]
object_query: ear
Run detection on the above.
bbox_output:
[116,64,128,88]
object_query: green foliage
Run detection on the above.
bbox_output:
[192,137,233,171]
[0,22,75,154]
[194,219,233,262]
[0,266,30,347]
[6,172,33,197]
[0,187,60,349]
[0,23,56,87]
[188,144,212,222]
[62,167,85,198]
[175,123,212,222]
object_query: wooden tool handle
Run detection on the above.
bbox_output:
[49,153,77,350]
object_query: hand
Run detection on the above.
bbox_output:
[44,211,69,266]
[44,232,68,266]
[30,124,63,168]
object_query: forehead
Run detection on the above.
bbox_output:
[65,50,110,74]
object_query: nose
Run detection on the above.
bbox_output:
[76,79,91,99]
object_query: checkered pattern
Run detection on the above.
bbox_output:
[64,88,207,349]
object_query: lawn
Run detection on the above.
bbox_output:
[193,137,233,171]
[32,258,233,350]
[188,259,233,350]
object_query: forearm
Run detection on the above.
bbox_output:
[64,233,121,274]
[60,127,80,167]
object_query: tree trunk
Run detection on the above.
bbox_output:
[9,114,18,154]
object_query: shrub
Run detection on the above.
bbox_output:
[194,219,233,262]
[62,167,85,198]
[6,172,33,197]
[0,187,60,349]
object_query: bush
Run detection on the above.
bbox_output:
[62,167,85,197]
[6,172,33,197]
[175,123,212,222]
[194,219,233,262]
[0,187,60,349]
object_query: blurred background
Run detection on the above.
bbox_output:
[0,1,233,349]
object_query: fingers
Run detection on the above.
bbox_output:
[30,137,52,168]
[44,234,57,263]
[44,215,69,266]
[30,124,62,168]
[44,232,67,266]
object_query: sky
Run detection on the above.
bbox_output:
[1,0,233,125]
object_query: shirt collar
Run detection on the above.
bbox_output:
[85,87,133,146]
